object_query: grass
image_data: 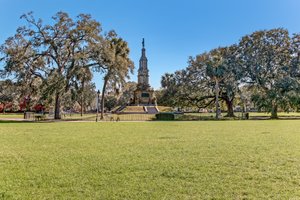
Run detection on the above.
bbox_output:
[157,106,173,112]
[0,113,24,119]
[121,106,145,113]
[1,121,300,199]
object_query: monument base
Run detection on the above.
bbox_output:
[132,88,156,106]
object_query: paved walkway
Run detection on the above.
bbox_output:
[0,118,32,122]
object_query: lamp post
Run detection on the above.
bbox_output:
[96,90,100,122]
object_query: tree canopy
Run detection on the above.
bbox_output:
[0,11,133,119]
[160,28,300,118]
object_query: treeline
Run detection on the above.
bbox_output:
[158,28,300,118]
[0,12,133,119]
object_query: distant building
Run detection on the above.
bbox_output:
[132,39,156,105]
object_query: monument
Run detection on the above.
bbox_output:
[132,39,156,105]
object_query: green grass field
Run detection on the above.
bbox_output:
[1,121,300,199]
[0,113,24,119]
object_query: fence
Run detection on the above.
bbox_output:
[102,113,155,121]
[48,113,156,121]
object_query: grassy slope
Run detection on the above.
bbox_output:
[0,113,24,119]
[0,121,300,199]
[121,106,145,113]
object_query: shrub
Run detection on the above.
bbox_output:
[155,112,183,120]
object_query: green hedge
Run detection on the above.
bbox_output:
[155,112,183,120]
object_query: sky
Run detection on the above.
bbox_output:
[1,0,300,90]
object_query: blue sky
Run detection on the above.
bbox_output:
[1,0,300,90]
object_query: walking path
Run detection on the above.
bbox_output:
[0,118,32,122]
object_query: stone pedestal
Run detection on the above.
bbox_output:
[133,88,155,105]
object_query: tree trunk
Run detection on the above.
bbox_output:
[215,79,220,119]
[225,99,235,117]
[197,107,202,113]
[81,81,85,117]
[100,77,108,120]
[54,92,61,119]
[80,96,83,117]
[271,103,278,119]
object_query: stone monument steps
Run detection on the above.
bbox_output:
[114,105,126,113]
[145,106,159,114]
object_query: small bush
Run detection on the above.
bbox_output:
[156,112,183,120]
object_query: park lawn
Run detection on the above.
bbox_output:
[0,113,24,119]
[0,121,300,199]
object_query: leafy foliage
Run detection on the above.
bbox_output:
[160,28,300,118]
[0,11,133,118]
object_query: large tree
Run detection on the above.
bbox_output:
[160,71,187,109]
[90,31,133,119]
[1,12,102,119]
[73,63,94,116]
[160,46,242,117]
[186,46,241,118]
[239,28,293,118]
[289,33,300,111]
[0,30,44,110]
